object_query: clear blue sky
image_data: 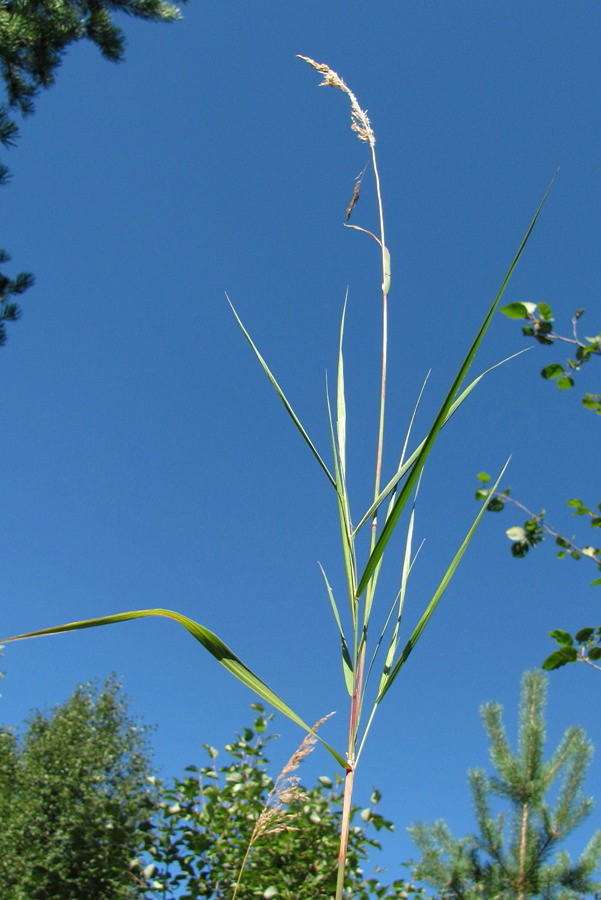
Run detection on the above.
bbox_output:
[1,0,600,887]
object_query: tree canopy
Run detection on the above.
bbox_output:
[0,675,158,899]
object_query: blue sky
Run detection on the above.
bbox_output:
[1,0,600,888]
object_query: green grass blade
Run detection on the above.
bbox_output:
[318,563,354,696]
[227,296,335,489]
[376,500,417,697]
[1,608,347,768]
[353,349,530,536]
[337,292,348,484]
[361,376,429,633]
[398,370,431,473]
[365,518,423,692]
[375,458,511,704]
[355,540,424,765]
[355,183,552,597]
[326,379,358,630]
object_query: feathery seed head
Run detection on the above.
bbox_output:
[298,55,375,146]
[251,712,333,841]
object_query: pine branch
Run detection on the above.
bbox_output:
[409,672,601,898]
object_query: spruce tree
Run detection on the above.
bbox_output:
[409,671,601,899]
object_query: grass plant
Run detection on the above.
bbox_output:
[2,58,553,897]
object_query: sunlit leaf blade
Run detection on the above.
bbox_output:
[326,379,357,628]
[227,296,335,488]
[318,563,354,695]
[362,370,429,627]
[355,181,553,596]
[398,371,431,475]
[1,609,347,767]
[361,371,428,638]
[362,372,428,635]
[356,529,424,765]
[375,460,510,704]
[353,349,530,535]
[337,293,348,483]
[377,504,415,697]
[364,509,419,692]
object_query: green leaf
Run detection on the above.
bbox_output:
[575,628,595,643]
[477,472,491,483]
[542,646,578,670]
[591,577,601,587]
[556,375,574,390]
[549,629,574,647]
[325,380,357,629]
[589,647,601,661]
[374,505,417,700]
[354,348,529,535]
[336,292,348,484]
[500,302,533,319]
[0,609,347,768]
[511,541,529,558]
[582,393,601,411]
[318,563,354,696]
[537,302,553,320]
[227,297,335,488]
[541,363,564,380]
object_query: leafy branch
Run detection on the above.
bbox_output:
[475,301,600,673]
[544,627,601,673]
[475,476,601,672]
[500,301,600,411]
[475,476,601,578]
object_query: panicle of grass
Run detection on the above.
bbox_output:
[254,711,333,839]
[232,712,334,899]
[297,56,375,146]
